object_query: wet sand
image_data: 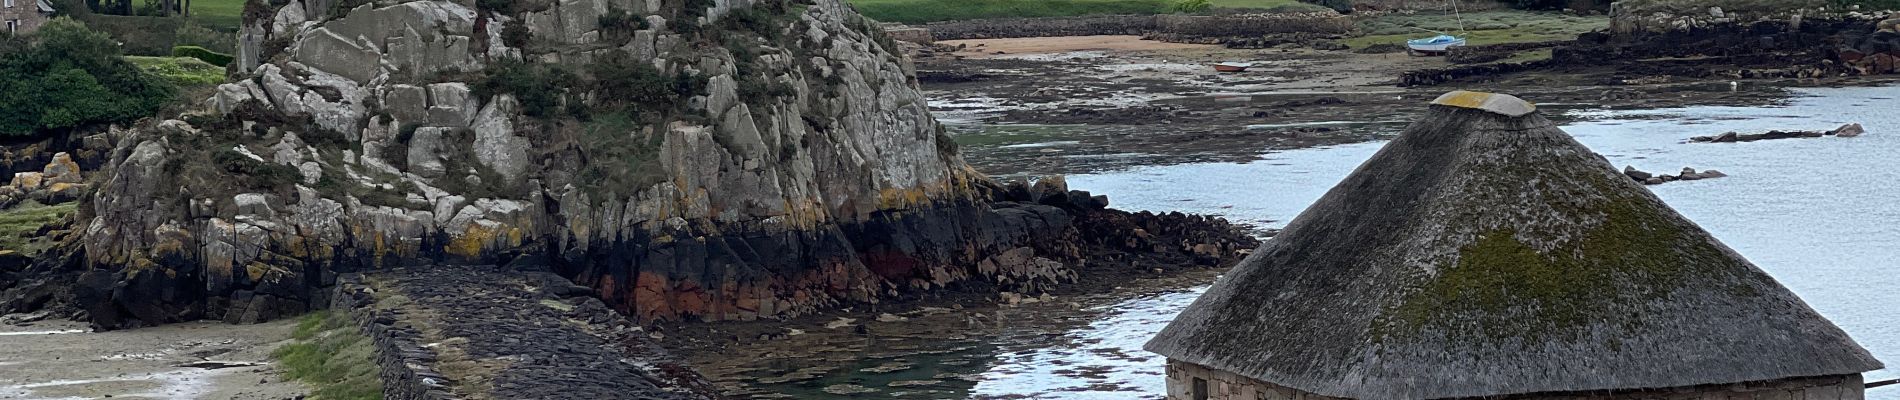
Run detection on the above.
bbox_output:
[0,318,308,400]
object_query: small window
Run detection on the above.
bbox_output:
[4,0,13,9]
[1192,377,1209,400]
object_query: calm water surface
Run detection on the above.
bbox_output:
[981,85,1900,399]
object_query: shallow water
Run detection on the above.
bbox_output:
[1041,84,1900,399]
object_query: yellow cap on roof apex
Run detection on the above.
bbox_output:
[1431,90,1536,117]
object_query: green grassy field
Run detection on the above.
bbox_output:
[849,0,1313,24]
[188,0,247,31]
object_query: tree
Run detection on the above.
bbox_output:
[0,18,176,136]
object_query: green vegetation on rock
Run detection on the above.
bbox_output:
[472,60,579,118]
[186,0,248,31]
[273,311,384,400]
[0,18,177,137]
[576,112,668,199]
[1378,174,1750,344]
[846,0,1309,24]
[171,45,236,67]
[126,56,226,87]
[0,201,76,255]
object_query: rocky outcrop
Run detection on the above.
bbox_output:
[13,0,1252,330]
[1689,123,1867,142]
[1566,5,1900,78]
[0,152,87,209]
[1623,166,1727,185]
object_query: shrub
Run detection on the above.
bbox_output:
[126,56,225,86]
[1170,0,1212,13]
[0,18,175,137]
[501,21,531,49]
[590,52,677,108]
[472,60,576,118]
[598,7,649,42]
[477,0,517,14]
[173,21,236,53]
[213,149,303,189]
[171,45,235,67]
[1298,0,1353,13]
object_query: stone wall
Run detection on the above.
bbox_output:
[880,23,933,44]
[1348,0,1508,12]
[1164,360,1869,400]
[1155,13,1353,36]
[923,15,1157,40]
[1608,4,1894,36]
[333,267,726,399]
[921,12,1351,41]
[332,275,459,400]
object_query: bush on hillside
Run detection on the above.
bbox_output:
[173,21,237,53]
[0,18,175,137]
[1170,0,1213,13]
[472,59,577,118]
[1298,0,1352,13]
[171,45,235,67]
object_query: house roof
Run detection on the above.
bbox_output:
[1143,91,1883,399]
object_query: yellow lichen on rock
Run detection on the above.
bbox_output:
[1431,90,1537,117]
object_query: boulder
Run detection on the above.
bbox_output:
[1623,166,1652,181]
[42,153,82,184]
[1031,176,1070,206]
[1711,132,1740,142]
[407,127,452,178]
[470,96,529,181]
[383,84,430,124]
[9,172,44,191]
[1832,123,1866,137]
[426,83,478,127]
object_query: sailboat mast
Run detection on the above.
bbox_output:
[1453,0,1466,33]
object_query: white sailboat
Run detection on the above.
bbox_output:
[1406,0,1468,56]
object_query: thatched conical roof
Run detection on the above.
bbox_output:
[1144,91,1882,399]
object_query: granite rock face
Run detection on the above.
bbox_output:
[17,0,1251,329]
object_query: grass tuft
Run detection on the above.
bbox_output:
[273,311,384,400]
[0,201,77,255]
[126,56,227,87]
